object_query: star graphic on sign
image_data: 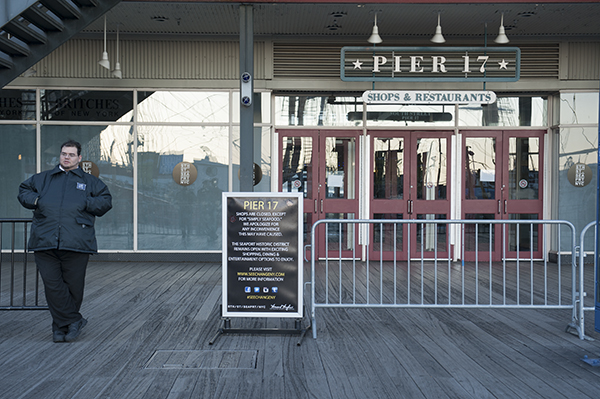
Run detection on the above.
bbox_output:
[353,59,363,69]
[498,59,509,69]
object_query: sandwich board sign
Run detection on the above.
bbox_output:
[222,192,303,319]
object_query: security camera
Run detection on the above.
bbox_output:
[240,72,252,106]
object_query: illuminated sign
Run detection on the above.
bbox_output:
[341,46,520,82]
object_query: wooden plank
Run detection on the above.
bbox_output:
[1,261,600,399]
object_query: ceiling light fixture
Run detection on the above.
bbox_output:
[430,12,445,44]
[98,15,110,70]
[112,24,122,79]
[367,12,382,44]
[495,13,510,44]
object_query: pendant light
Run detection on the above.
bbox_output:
[367,13,382,44]
[112,24,122,78]
[98,15,110,70]
[494,13,510,44]
[430,12,445,44]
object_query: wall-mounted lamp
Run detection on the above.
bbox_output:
[112,24,122,78]
[494,13,510,44]
[367,13,382,44]
[430,12,445,44]
[98,15,110,70]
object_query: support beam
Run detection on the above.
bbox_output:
[239,4,254,192]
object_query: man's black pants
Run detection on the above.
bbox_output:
[34,250,90,332]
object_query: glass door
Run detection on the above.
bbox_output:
[278,129,360,259]
[370,131,451,260]
[463,131,544,260]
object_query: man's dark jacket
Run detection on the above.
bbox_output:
[18,165,112,253]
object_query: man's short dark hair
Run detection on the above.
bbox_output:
[61,140,82,156]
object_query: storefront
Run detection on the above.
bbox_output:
[0,1,598,260]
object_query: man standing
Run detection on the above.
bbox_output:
[18,140,112,342]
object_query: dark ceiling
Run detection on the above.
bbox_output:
[78,2,600,44]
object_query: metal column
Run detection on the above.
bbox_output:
[239,5,254,192]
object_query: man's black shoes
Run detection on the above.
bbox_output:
[64,318,87,342]
[53,330,66,343]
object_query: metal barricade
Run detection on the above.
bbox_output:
[310,219,578,339]
[577,221,598,340]
[0,218,46,310]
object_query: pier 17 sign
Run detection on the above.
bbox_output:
[341,46,520,82]
[222,192,303,318]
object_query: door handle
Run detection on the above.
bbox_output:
[314,199,317,213]
[320,199,323,213]
[408,200,413,214]
[498,200,501,214]
[504,200,507,214]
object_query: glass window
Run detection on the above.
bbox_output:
[508,137,539,200]
[40,125,134,250]
[137,91,229,123]
[557,126,597,251]
[458,96,547,126]
[137,125,229,250]
[40,90,133,122]
[373,137,404,200]
[231,126,272,192]
[0,124,36,249]
[0,89,36,120]
[560,92,599,125]
[275,96,363,127]
[417,138,447,200]
[366,104,455,127]
[279,135,313,198]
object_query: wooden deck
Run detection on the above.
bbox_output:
[1,261,599,399]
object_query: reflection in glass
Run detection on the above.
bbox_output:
[557,126,598,251]
[416,214,447,252]
[560,92,599,125]
[508,137,539,200]
[508,214,538,252]
[365,103,455,127]
[373,138,404,199]
[0,125,36,249]
[0,89,36,120]
[373,214,403,252]
[416,138,446,200]
[232,92,271,123]
[464,214,495,252]
[465,138,496,199]
[281,137,313,199]
[137,125,228,250]
[41,125,134,250]
[40,90,134,122]
[231,126,272,192]
[325,137,355,199]
[137,91,229,123]
[275,96,363,127]
[325,213,355,253]
[458,97,547,127]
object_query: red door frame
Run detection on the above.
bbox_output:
[369,130,453,260]
[278,129,361,259]
[462,130,545,261]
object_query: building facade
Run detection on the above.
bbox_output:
[1,1,599,260]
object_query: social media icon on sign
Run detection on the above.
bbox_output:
[254,287,260,293]
[263,287,269,293]
[245,286,251,293]
[272,287,278,293]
